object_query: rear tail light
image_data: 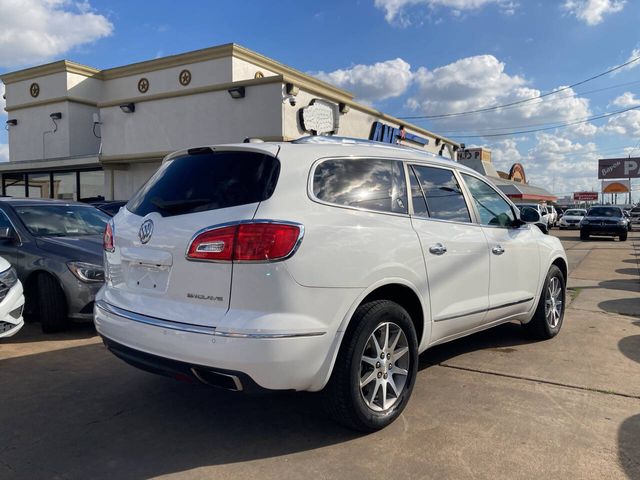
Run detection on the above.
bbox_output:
[187,222,302,262]
[103,222,115,252]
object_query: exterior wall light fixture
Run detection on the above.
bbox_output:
[285,83,299,96]
[5,119,17,126]
[49,112,62,120]
[339,102,350,114]
[227,86,246,99]
[120,103,135,113]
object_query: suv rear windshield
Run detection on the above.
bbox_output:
[127,150,280,217]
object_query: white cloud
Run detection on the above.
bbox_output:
[603,110,640,137]
[314,58,414,103]
[0,144,8,163]
[562,0,626,26]
[374,0,516,24]
[611,92,640,108]
[614,47,640,74]
[407,54,595,138]
[0,0,113,67]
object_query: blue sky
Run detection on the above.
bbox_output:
[1,0,639,200]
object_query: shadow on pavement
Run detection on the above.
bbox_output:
[598,298,640,317]
[618,335,640,365]
[0,343,358,479]
[419,322,534,368]
[618,414,640,479]
[616,268,640,276]
[2,322,97,344]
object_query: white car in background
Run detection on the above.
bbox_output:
[558,209,587,229]
[95,137,568,431]
[546,205,558,226]
[0,256,25,339]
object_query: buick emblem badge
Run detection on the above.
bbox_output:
[139,219,154,244]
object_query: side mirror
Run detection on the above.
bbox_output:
[519,206,541,224]
[0,227,16,242]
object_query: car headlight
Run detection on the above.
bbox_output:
[618,219,627,225]
[67,262,105,283]
[581,219,589,225]
[0,267,18,289]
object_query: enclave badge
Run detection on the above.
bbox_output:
[139,219,154,244]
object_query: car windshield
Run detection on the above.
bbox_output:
[587,207,621,217]
[14,205,109,237]
[565,209,586,216]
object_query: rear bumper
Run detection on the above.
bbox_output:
[94,300,337,392]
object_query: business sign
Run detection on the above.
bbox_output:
[370,121,429,146]
[598,158,640,179]
[299,99,339,135]
[573,191,598,201]
[602,179,630,194]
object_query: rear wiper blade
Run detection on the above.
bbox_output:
[150,198,211,212]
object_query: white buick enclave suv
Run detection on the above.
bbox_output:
[95,137,568,431]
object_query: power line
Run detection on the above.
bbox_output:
[413,79,640,129]
[451,105,640,139]
[399,55,640,120]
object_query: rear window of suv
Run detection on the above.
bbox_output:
[127,150,280,217]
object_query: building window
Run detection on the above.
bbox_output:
[79,170,105,201]
[3,173,26,197]
[28,173,52,198]
[53,172,77,201]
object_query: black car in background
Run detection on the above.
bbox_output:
[0,199,109,332]
[580,206,628,241]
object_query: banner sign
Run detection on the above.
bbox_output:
[598,158,640,179]
[573,191,598,201]
[602,179,630,194]
[370,121,429,146]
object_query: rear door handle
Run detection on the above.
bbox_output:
[492,245,505,255]
[429,243,447,255]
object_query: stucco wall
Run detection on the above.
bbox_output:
[7,101,71,161]
[100,81,284,157]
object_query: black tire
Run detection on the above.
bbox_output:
[523,265,565,340]
[620,232,627,241]
[580,230,589,241]
[324,300,418,432]
[37,273,70,333]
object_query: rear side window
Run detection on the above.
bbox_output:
[313,158,407,214]
[127,151,280,217]
[411,165,471,223]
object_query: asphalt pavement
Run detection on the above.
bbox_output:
[0,228,638,479]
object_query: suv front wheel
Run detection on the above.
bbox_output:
[324,300,418,432]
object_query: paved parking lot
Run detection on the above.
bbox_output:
[1,229,639,480]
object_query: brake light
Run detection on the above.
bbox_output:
[103,222,115,252]
[186,222,302,262]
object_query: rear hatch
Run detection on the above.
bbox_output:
[103,146,280,326]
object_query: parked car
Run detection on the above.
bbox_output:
[95,137,568,431]
[623,210,633,231]
[630,206,640,226]
[0,199,109,332]
[0,256,25,339]
[558,208,587,229]
[516,203,549,233]
[546,205,558,227]
[580,206,628,241]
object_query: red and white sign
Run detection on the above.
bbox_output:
[573,191,598,201]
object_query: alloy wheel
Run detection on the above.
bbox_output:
[359,322,410,412]
[545,276,563,328]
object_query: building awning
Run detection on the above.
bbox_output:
[490,177,557,202]
[0,155,100,173]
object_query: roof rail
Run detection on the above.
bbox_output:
[292,135,443,158]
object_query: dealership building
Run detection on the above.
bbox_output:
[1,44,460,201]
